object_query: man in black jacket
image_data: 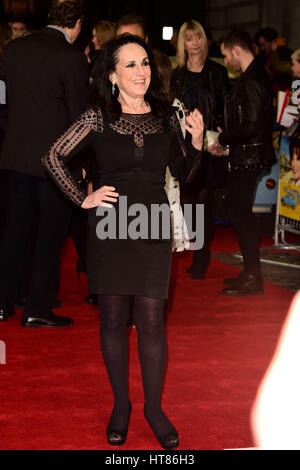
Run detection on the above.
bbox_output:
[210,28,275,296]
[0,1,89,326]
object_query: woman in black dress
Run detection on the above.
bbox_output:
[42,34,204,449]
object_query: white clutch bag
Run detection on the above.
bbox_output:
[204,130,229,156]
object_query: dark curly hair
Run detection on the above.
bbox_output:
[48,1,84,29]
[90,34,172,123]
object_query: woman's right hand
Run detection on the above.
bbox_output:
[81,185,119,209]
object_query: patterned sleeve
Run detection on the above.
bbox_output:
[42,107,102,207]
[167,110,202,183]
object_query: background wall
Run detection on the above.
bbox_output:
[205,0,300,50]
[261,0,300,50]
[0,0,299,50]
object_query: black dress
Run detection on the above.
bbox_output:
[43,106,201,299]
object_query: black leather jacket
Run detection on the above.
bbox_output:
[172,59,229,130]
[219,57,275,170]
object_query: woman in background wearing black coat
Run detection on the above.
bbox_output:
[172,19,229,279]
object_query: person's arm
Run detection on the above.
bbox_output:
[219,79,264,146]
[251,291,300,449]
[168,109,204,183]
[42,106,119,209]
[42,107,98,206]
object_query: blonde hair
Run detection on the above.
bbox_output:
[176,19,208,68]
[291,49,300,63]
[93,20,115,48]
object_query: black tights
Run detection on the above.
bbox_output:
[99,294,176,438]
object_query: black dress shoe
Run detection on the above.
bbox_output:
[223,271,244,286]
[0,307,15,321]
[222,273,264,296]
[21,311,74,328]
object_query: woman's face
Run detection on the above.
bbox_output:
[92,28,101,50]
[291,149,300,182]
[184,29,203,57]
[111,43,151,100]
[291,58,300,78]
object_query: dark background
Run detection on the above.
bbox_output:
[0,0,206,54]
[1,1,299,51]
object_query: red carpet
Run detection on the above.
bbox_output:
[0,226,294,450]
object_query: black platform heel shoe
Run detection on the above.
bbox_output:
[106,401,132,446]
[144,407,179,450]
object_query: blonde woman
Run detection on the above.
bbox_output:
[172,19,229,279]
[85,20,116,68]
[92,20,116,51]
[291,49,300,79]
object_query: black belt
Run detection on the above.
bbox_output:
[234,142,263,151]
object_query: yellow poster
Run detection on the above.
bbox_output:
[279,181,300,220]
[278,132,300,221]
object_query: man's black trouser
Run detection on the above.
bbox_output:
[0,170,72,317]
[227,167,263,275]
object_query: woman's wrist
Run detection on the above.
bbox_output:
[191,138,203,151]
